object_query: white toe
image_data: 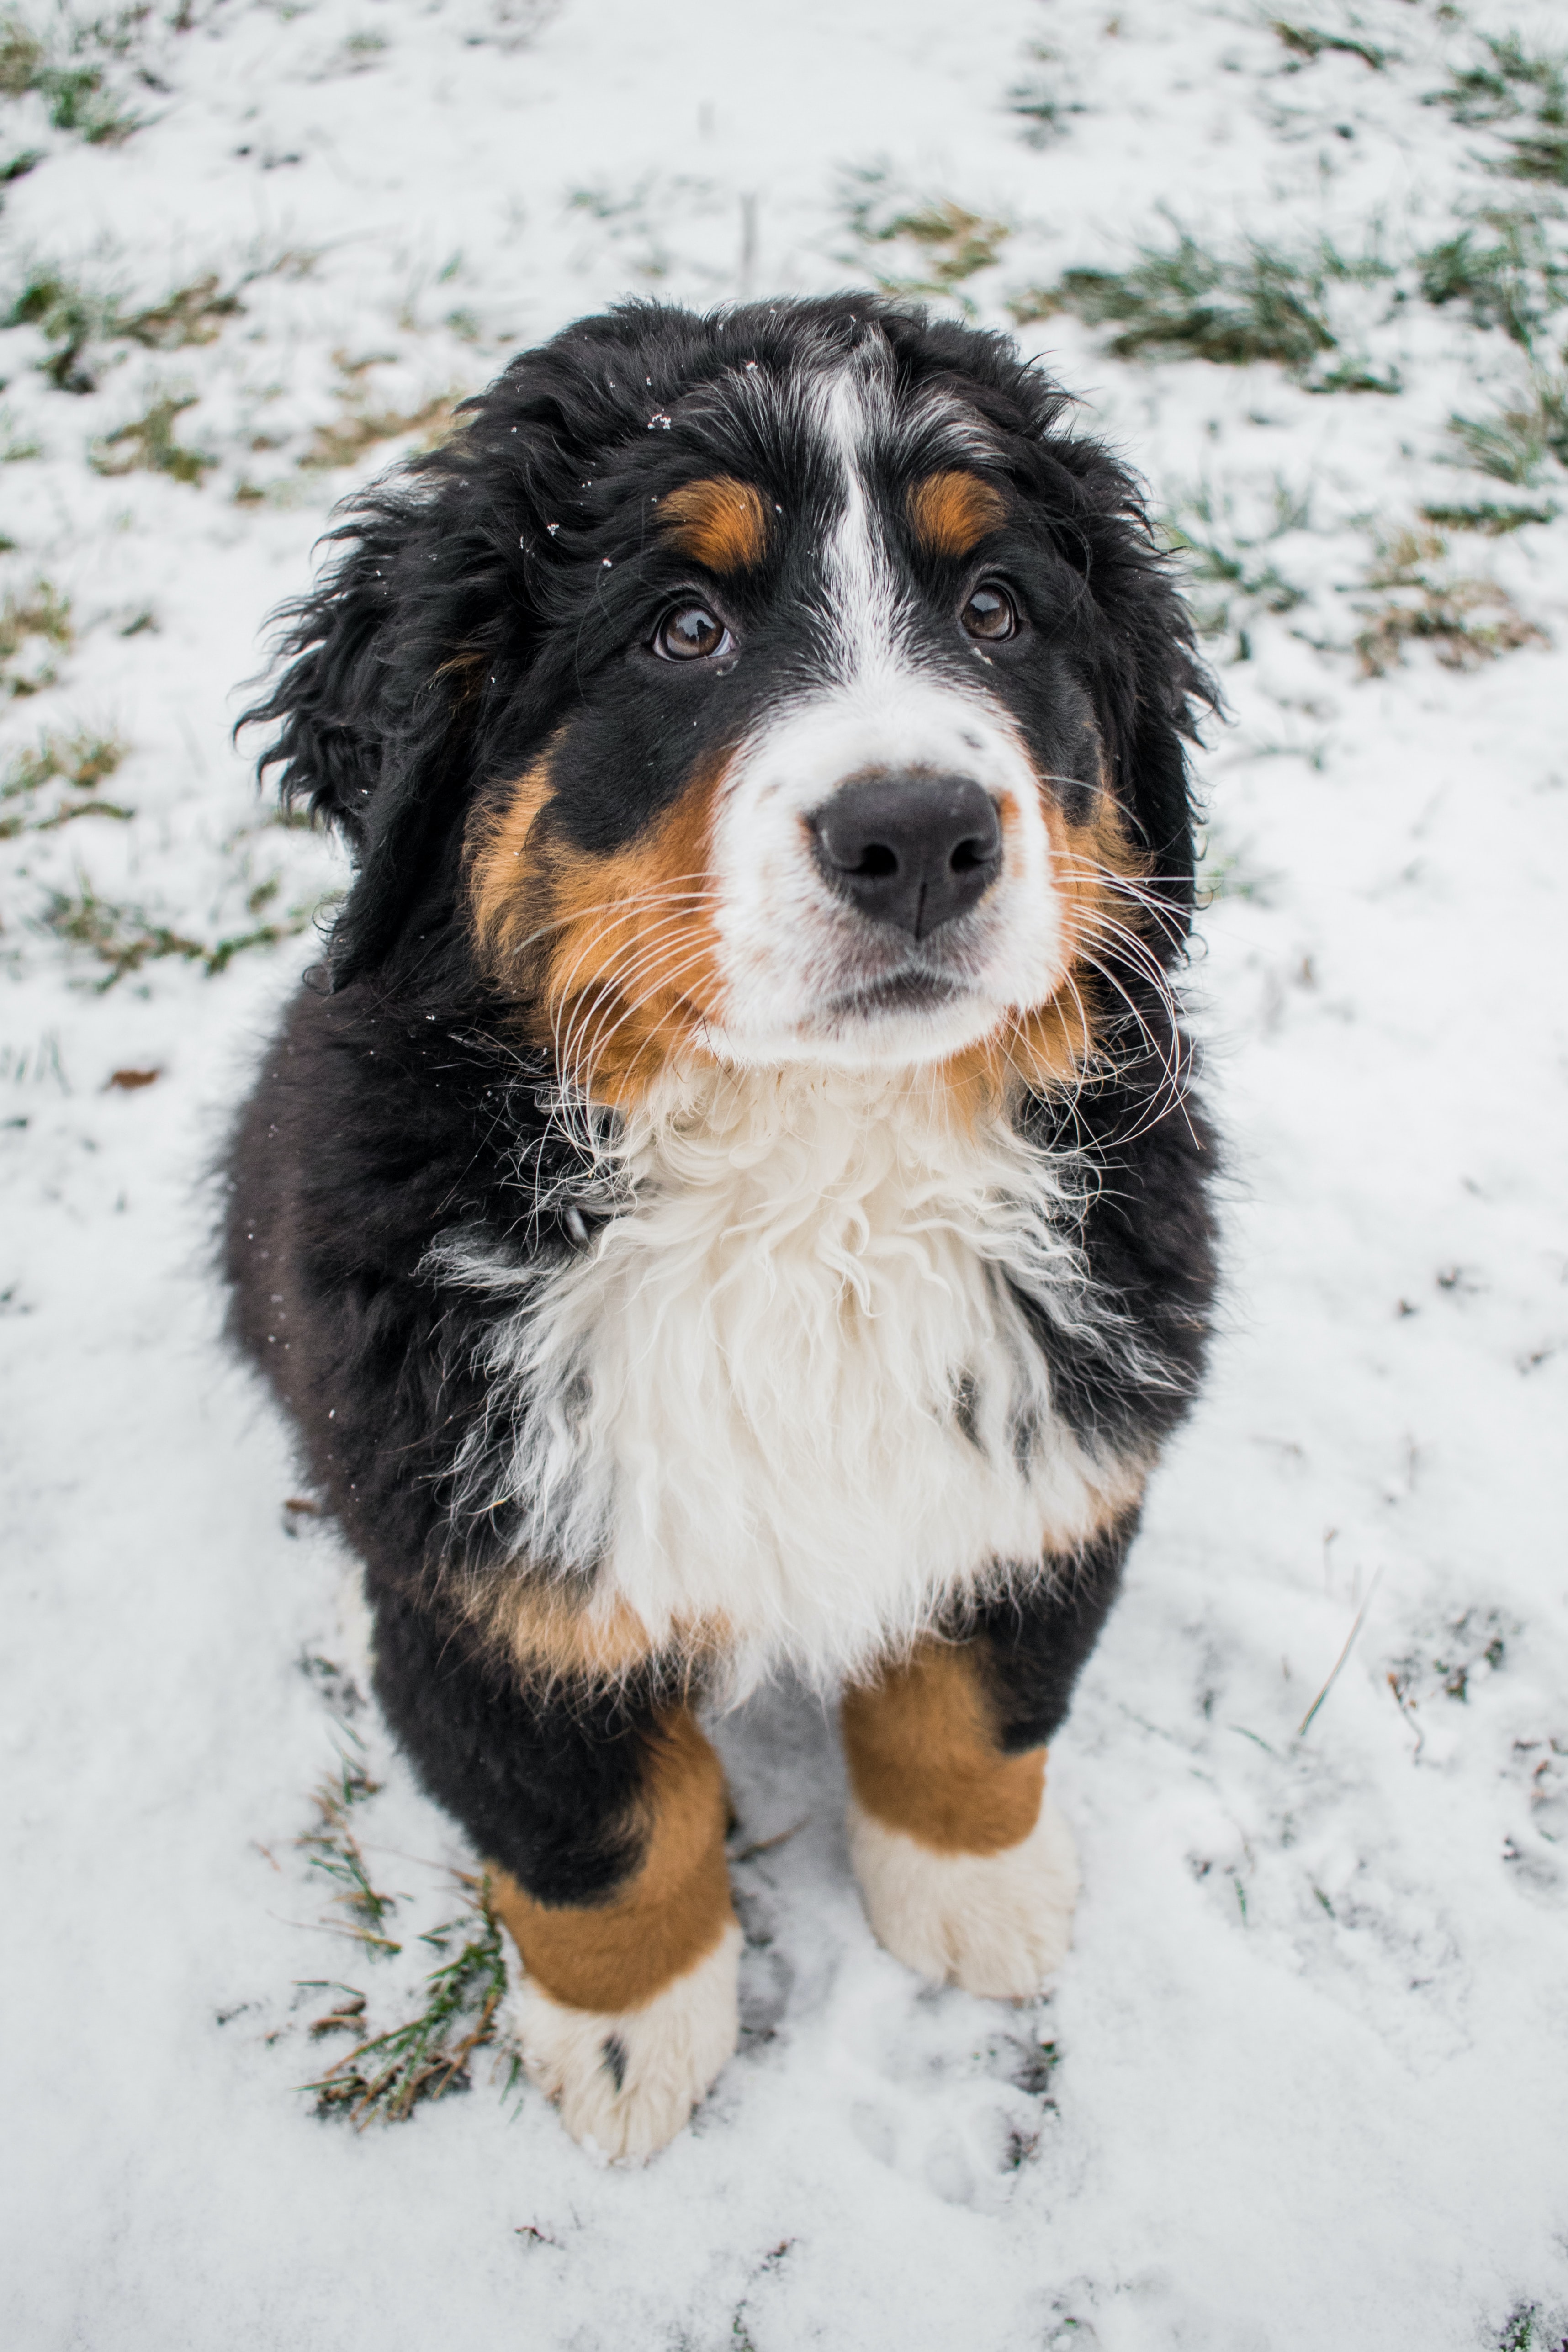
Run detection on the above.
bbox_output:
[503,1923,741,2160]
[848,1792,1079,1997]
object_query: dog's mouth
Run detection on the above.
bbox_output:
[820,968,973,1022]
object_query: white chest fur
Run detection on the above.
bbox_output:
[439,1066,1140,1691]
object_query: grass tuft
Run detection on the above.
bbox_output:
[0,729,130,837]
[1449,372,1568,484]
[90,393,217,484]
[1271,21,1386,71]
[841,170,1009,314]
[303,1878,516,2126]
[1012,228,1388,381]
[297,1748,401,1956]
[1353,529,1546,675]
[0,581,72,697]
[1418,215,1568,352]
[37,873,334,987]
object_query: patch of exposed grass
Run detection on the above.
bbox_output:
[1419,498,1557,535]
[1012,228,1388,381]
[1006,43,1084,148]
[1162,485,1309,662]
[298,1748,401,1958]
[4,271,117,393]
[303,1878,516,2126]
[297,383,455,472]
[1271,21,1386,71]
[90,393,217,484]
[1418,214,1568,352]
[842,169,1010,313]
[1429,32,1566,128]
[1449,371,1568,483]
[0,728,130,836]
[5,266,247,395]
[1427,31,1568,184]
[0,4,145,143]
[118,270,244,350]
[1352,528,1547,676]
[38,873,332,987]
[0,580,72,697]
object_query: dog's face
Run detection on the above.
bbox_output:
[251,300,1206,1103]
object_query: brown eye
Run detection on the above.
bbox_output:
[654,603,731,661]
[961,583,1018,643]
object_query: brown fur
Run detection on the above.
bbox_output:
[463,1576,727,1692]
[489,1708,735,2011]
[907,471,1008,560]
[466,751,729,1107]
[842,1640,1044,1855]
[657,477,770,573]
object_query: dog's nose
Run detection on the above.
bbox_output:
[810,773,1003,941]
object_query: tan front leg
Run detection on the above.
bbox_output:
[490,1709,741,2159]
[842,1640,1079,1997]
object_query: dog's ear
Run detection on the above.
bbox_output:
[1044,436,1215,954]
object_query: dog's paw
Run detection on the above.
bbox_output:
[847,1791,1079,1998]
[503,1922,741,2161]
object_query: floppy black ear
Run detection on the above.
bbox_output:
[241,484,510,991]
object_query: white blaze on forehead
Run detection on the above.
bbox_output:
[702,343,1067,1068]
[814,354,906,687]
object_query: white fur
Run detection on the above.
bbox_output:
[847,1791,1080,1997]
[434,1063,1143,1695]
[502,1923,741,2161]
[703,348,1069,1072]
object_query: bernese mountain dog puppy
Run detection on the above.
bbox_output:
[225,294,1218,2160]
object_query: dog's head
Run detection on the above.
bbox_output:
[248,297,1209,1103]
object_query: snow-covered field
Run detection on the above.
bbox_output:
[2,1,1566,2344]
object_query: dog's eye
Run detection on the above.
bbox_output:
[653,603,731,662]
[960,583,1018,643]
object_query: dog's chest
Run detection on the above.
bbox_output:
[484,1070,1129,1683]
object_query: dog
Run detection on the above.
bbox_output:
[225,294,1218,2160]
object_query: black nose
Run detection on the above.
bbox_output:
[810,772,1003,941]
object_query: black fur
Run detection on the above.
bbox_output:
[225,294,1218,1921]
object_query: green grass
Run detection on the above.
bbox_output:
[5,268,247,397]
[1271,21,1386,71]
[841,169,1010,314]
[0,729,130,837]
[303,1879,517,2126]
[1012,229,1389,381]
[1159,477,1310,659]
[0,581,72,697]
[298,1749,401,1957]
[38,874,331,987]
[1418,215,1568,352]
[1353,528,1547,676]
[1419,498,1557,535]
[1428,32,1566,128]
[0,5,144,143]
[1449,371,1568,484]
[90,393,217,484]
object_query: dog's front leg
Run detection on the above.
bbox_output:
[841,1519,1134,1998]
[370,1596,739,2158]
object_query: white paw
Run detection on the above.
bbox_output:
[848,1791,1080,1998]
[503,1923,741,2161]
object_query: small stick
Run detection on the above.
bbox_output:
[1298,1568,1383,1738]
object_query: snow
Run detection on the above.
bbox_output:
[2,1,1566,2346]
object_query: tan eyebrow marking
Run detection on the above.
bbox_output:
[907,470,1008,559]
[657,476,770,573]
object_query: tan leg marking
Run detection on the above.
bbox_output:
[842,1640,1079,1997]
[490,1706,735,2013]
[491,1706,741,2158]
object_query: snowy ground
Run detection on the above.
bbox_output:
[2,0,1566,2345]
